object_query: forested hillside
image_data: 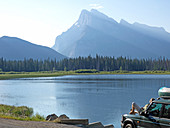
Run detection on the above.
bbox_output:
[0,55,169,72]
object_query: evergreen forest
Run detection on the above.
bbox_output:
[0,55,170,72]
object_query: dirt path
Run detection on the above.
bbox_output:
[0,118,79,128]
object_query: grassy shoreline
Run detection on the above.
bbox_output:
[0,104,45,121]
[0,71,74,80]
[1,70,170,80]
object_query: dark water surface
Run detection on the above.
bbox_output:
[1,74,170,128]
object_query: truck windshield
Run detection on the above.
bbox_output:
[147,103,162,117]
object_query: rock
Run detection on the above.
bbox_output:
[58,114,69,120]
[86,122,104,128]
[60,119,89,125]
[46,114,58,121]
[104,124,114,128]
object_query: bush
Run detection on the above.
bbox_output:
[0,104,45,121]
[0,104,33,117]
[30,113,45,121]
[75,69,99,73]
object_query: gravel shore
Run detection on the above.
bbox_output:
[0,118,79,128]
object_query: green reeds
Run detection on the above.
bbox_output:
[0,104,45,121]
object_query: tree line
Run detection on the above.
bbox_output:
[0,55,170,72]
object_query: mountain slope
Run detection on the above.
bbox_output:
[74,26,155,58]
[120,19,170,42]
[52,9,170,58]
[0,36,66,60]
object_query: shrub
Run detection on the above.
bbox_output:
[75,69,99,73]
[0,104,45,121]
[0,104,33,117]
[30,113,45,121]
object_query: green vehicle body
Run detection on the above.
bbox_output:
[121,99,170,128]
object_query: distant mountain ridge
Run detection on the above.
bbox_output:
[120,19,170,42]
[52,9,170,58]
[0,36,66,60]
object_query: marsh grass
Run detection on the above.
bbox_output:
[0,71,75,80]
[1,70,170,80]
[0,104,45,121]
[75,69,99,73]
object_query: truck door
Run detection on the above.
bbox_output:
[139,102,162,128]
[159,104,170,128]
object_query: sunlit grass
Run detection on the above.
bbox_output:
[0,104,45,121]
[1,70,170,80]
[0,71,75,80]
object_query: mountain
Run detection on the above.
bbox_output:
[120,19,170,42]
[52,9,170,58]
[0,36,66,60]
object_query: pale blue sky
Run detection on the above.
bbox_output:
[0,0,170,47]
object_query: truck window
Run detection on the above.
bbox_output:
[147,103,162,117]
[162,104,170,119]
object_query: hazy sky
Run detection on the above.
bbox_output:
[0,0,170,47]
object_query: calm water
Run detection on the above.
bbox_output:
[1,74,170,128]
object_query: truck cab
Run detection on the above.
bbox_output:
[121,98,170,128]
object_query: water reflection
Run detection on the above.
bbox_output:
[0,75,170,128]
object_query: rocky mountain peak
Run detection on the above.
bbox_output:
[53,9,170,58]
[91,9,109,20]
[77,9,117,26]
[77,9,91,26]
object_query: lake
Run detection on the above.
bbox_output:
[1,74,170,128]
